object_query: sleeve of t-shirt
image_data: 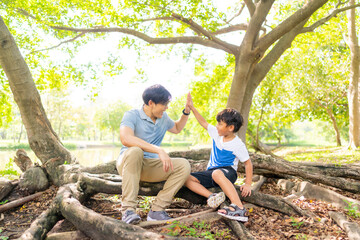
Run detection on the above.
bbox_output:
[234,142,250,163]
[120,110,137,130]
[207,124,219,139]
[163,112,175,130]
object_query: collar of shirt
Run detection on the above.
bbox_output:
[139,106,161,125]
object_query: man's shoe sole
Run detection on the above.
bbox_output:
[147,216,171,222]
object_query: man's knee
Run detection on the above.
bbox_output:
[126,147,144,157]
[116,147,144,175]
[175,158,191,175]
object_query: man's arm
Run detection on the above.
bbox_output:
[168,113,190,134]
[120,126,173,172]
[168,93,192,134]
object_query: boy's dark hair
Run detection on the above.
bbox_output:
[216,108,243,133]
[142,84,172,105]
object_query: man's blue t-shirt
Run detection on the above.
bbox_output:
[207,124,250,171]
[118,107,175,159]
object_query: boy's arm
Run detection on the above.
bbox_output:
[240,159,253,197]
[187,92,209,130]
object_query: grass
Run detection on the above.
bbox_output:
[273,146,360,164]
[0,140,191,150]
[0,141,77,150]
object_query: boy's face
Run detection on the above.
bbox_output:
[216,121,235,136]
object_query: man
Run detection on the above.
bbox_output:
[117,84,191,224]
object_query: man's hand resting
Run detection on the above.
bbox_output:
[158,149,173,172]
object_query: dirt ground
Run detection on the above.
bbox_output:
[1,179,360,239]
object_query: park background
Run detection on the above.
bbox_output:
[0,1,360,239]
[1,0,360,177]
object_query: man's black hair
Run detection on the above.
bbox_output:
[216,108,243,133]
[142,84,172,105]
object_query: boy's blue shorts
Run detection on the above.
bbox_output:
[191,166,237,188]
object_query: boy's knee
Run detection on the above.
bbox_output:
[212,169,225,181]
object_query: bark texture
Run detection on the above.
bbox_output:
[0,17,73,166]
[347,0,360,148]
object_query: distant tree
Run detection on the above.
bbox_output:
[94,101,131,143]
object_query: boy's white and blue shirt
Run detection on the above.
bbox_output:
[207,124,250,171]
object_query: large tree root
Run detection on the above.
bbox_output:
[139,209,216,228]
[329,211,360,240]
[56,184,186,240]
[15,148,360,239]
[0,179,18,201]
[296,181,360,209]
[225,219,255,240]
[0,191,44,213]
[171,148,360,179]
[20,204,62,240]
[45,231,89,240]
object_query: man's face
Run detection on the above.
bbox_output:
[151,102,169,119]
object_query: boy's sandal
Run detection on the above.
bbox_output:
[218,203,248,222]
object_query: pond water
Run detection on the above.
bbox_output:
[0,146,192,171]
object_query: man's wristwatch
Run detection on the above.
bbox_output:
[182,108,190,115]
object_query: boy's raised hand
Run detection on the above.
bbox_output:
[186,92,194,110]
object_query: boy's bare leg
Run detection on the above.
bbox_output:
[185,175,213,198]
[212,170,244,210]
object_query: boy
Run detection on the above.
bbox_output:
[185,93,253,222]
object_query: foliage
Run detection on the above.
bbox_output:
[94,100,131,142]
[290,217,305,229]
[0,0,359,147]
[247,1,351,146]
[0,200,9,205]
[165,220,231,239]
[344,200,360,218]
[0,229,9,240]
[0,158,20,178]
[138,196,154,213]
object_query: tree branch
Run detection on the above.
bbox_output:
[252,19,308,87]
[170,13,238,53]
[301,3,360,33]
[213,24,266,35]
[226,2,246,23]
[51,25,237,54]
[244,0,256,16]
[256,0,328,51]
[28,33,86,55]
[242,0,274,52]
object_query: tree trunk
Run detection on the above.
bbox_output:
[0,17,73,166]
[347,0,360,148]
[18,124,23,143]
[325,107,342,146]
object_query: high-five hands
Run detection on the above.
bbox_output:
[186,92,194,111]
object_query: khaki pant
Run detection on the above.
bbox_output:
[116,147,191,212]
